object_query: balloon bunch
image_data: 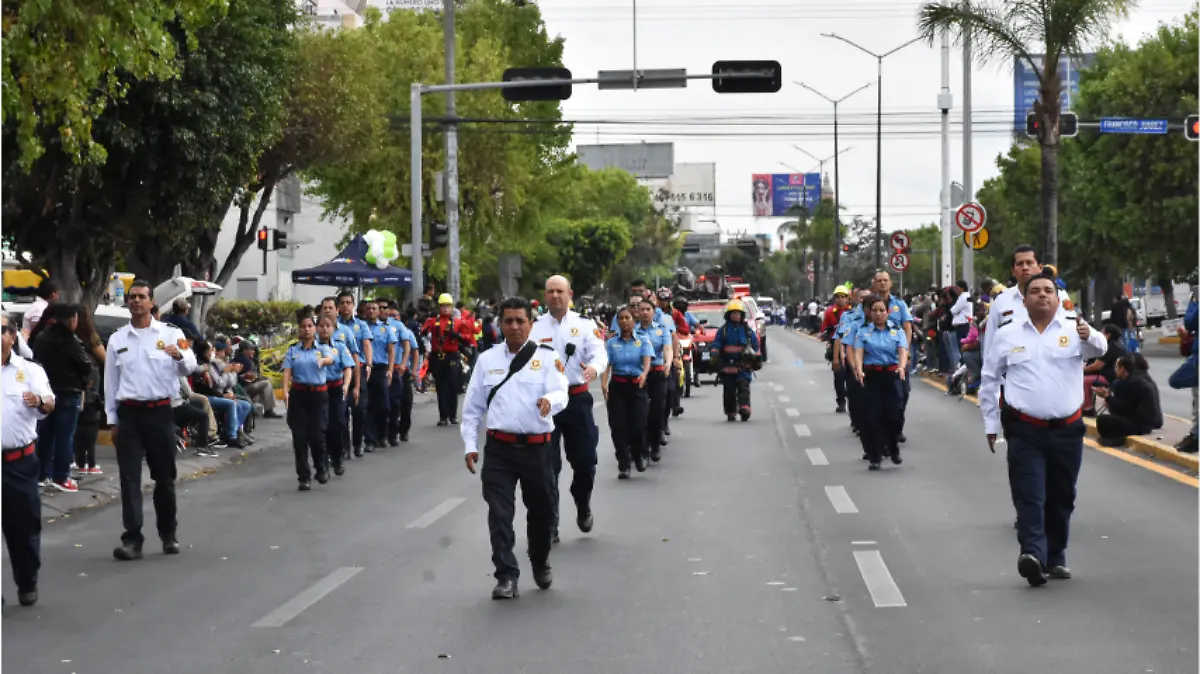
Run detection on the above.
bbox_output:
[363,229,399,269]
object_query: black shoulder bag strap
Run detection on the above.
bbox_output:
[486,341,539,408]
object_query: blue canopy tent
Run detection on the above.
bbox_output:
[291,234,412,288]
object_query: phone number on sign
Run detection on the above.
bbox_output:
[663,192,715,203]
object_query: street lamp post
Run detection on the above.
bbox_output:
[791,130,859,273]
[820,34,924,269]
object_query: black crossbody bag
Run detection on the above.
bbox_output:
[486,341,540,408]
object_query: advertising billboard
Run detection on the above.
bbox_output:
[577,143,675,179]
[649,162,716,208]
[1013,53,1095,133]
[366,0,464,10]
[751,173,820,217]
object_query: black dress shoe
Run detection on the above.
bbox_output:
[17,588,37,606]
[449,417,459,425]
[400,433,409,442]
[552,529,560,544]
[162,538,181,555]
[298,480,312,491]
[868,462,881,470]
[633,455,647,472]
[898,433,907,443]
[388,437,399,447]
[650,447,662,462]
[353,447,364,458]
[862,452,870,460]
[660,433,669,446]
[1018,553,1048,587]
[492,579,519,599]
[315,471,329,485]
[333,465,345,477]
[577,510,594,533]
[437,419,448,427]
[835,404,846,413]
[891,451,902,465]
[618,468,631,479]
[113,543,143,561]
[363,443,375,453]
[726,414,736,422]
[533,567,553,590]
[1047,565,1072,580]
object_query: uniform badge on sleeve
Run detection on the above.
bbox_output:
[593,328,604,340]
[177,338,188,350]
[530,360,542,371]
[1063,299,1075,311]
[1058,335,1069,347]
[555,359,565,373]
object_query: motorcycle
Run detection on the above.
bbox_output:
[677,334,694,399]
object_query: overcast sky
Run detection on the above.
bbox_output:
[530,0,1192,241]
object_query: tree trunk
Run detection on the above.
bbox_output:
[1040,140,1059,266]
[1159,273,1178,319]
[215,179,277,290]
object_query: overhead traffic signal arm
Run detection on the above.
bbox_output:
[711,60,782,94]
[1186,114,1199,141]
[1026,111,1077,138]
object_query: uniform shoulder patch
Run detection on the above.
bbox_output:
[594,328,605,340]
[1002,310,1013,317]
[538,343,554,351]
[177,338,188,349]
[998,318,1013,328]
[555,359,565,373]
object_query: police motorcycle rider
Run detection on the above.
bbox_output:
[709,298,762,421]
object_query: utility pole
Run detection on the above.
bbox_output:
[938,0,954,287]
[962,27,975,289]
[444,0,461,301]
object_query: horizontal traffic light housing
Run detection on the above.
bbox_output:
[1025,111,1077,138]
[711,60,782,94]
[502,67,573,102]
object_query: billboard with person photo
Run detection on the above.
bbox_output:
[751,173,821,216]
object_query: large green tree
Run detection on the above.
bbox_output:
[2,0,225,169]
[918,0,1135,265]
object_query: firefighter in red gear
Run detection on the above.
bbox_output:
[421,294,473,426]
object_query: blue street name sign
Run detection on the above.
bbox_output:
[1099,118,1169,135]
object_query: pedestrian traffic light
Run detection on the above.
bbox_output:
[257,228,269,251]
[711,60,782,94]
[272,230,288,250]
[430,223,450,249]
[1186,114,1199,141]
[1025,112,1038,137]
[502,67,573,102]
[1060,112,1078,138]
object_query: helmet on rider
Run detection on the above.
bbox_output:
[725,298,747,318]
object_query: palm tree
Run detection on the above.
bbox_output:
[917,0,1134,265]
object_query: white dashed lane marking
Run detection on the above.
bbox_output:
[824,486,859,514]
[785,408,800,417]
[805,448,829,466]
[793,424,811,437]
[252,567,364,627]
[406,497,467,529]
[778,395,791,403]
[854,550,907,608]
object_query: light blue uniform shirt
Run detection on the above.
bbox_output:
[387,317,419,354]
[367,320,396,366]
[332,323,360,359]
[637,322,671,367]
[853,321,909,366]
[884,294,913,325]
[836,306,864,341]
[319,338,355,382]
[606,334,654,376]
[338,316,372,360]
[612,307,675,333]
[284,342,334,385]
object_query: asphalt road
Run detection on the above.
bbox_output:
[1141,341,1194,422]
[4,328,1197,673]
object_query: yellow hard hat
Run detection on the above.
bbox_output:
[991,284,1005,296]
[725,298,746,314]
[438,293,454,305]
[1042,264,1057,279]
[833,285,849,296]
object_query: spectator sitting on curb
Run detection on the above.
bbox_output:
[1093,353,1163,447]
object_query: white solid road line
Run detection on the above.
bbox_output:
[793,424,811,437]
[805,448,829,466]
[853,550,907,608]
[785,408,800,417]
[778,395,791,403]
[824,486,859,514]
[252,567,365,627]
[851,540,878,546]
[406,497,467,529]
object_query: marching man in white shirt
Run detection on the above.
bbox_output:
[104,280,197,562]
[530,275,608,542]
[980,270,1107,587]
[462,297,569,600]
[2,313,54,607]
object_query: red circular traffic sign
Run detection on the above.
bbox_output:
[890,230,910,251]
[889,252,910,273]
[955,202,987,233]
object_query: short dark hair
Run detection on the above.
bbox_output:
[424,282,436,294]
[321,296,338,307]
[37,279,60,300]
[1010,245,1038,270]
[956,279,968,291]
[1101,323,1122,341]
[294,306,316,325]
[1023,269,1056,294]
[630,278,647,289]
[130,279,153,299]
[498,296,533,321]
[336,291,354,303]
[1118,352,1150,373]
[862,294,888,311]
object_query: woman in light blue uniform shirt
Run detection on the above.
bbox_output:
[601,306,653,478]
[852,295,909,470]
[636,298,672,463]
[282,308,336,491]
[318,314,354,477]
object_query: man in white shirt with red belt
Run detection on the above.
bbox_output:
[981,270,1106,587]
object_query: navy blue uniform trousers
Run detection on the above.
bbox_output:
[859,371,904,462]
[1006,418,1084,568]
[3,451,41,592]
[550,390,599,527]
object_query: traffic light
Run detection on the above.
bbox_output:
[430,223,450,249]
[1025,112,1038,137]
[257,228,269,251]
[272,230,288,250]
[1026,111,1077,138]
[1186,114,1199,141]
[501,67,573,102]
[711,60,782,94]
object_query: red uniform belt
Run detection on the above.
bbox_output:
[611,375,641,384]
[650,365,665,372]
[864,365,899,373]
[120,399,170,409]
[568,384,589,396]
[326,379,344,388]
[1004,404,1082,429]
[487,430,552,445]
[292,383,328,392]
[2,443,35,462]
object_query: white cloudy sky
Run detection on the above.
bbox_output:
[529,0,1193,241]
